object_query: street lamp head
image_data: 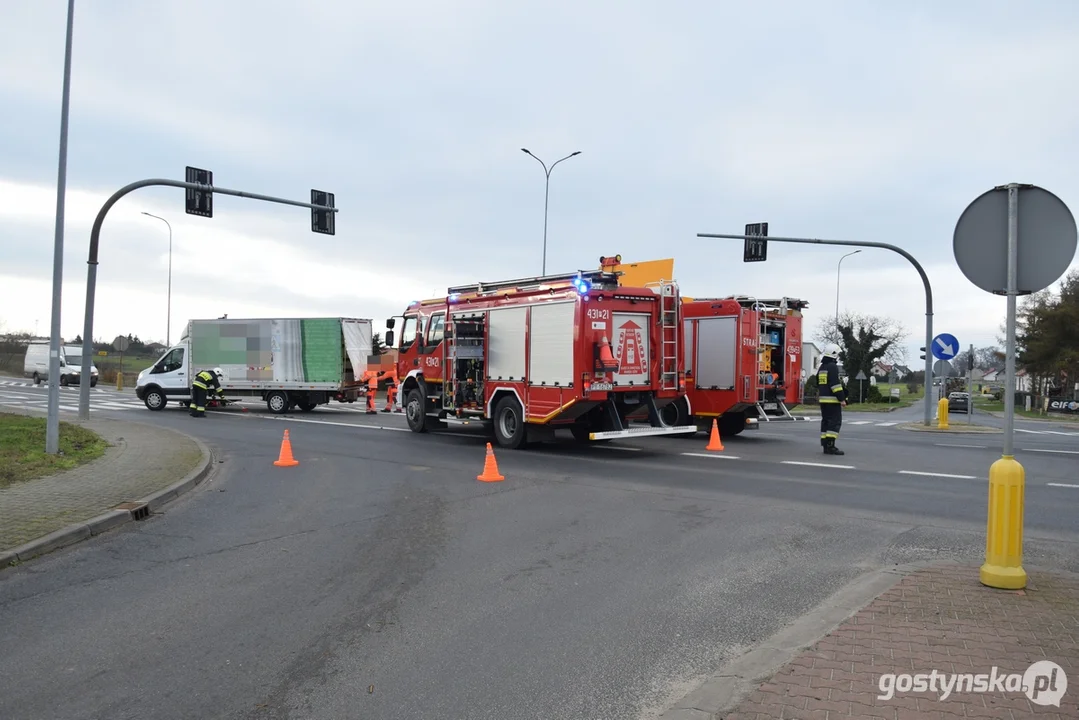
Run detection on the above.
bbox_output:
[521,148,533,155]
[571,151,581,156]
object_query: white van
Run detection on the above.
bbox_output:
[64,344,99,387]
[23,341,96,386]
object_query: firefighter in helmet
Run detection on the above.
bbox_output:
[190,367,226,418]
[816,345,848,454]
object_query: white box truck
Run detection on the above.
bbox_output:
[135,317,373,413]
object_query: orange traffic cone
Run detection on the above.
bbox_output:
[477,442,504,482]
[706,419,724,452]
[273,429,300,467]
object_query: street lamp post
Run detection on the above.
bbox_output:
[521,148,581,275]
[44,0,76,456]
[141,212,173,345]
[835,250,862,326]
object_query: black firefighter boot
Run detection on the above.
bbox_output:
[825,437,845,456]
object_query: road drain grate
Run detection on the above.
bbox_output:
[114,502,150,521]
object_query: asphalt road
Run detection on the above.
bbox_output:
[1,382,1078,720]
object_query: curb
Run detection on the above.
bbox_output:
[1,431,215,573]
[898,421,1002,434]
[658,561,941,720]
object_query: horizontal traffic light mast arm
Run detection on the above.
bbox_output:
[77,178,338,420]
[697,231,936,426]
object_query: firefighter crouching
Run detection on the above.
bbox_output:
[190,367,226,418]
[816,345,848,455]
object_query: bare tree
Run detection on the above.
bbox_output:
[816,312,909,371]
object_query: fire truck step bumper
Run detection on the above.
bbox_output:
[589,425,697,440]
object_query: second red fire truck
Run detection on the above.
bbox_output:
[385,269,697,449]
[597,255,809,437]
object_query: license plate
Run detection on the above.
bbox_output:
[590,382,614,391]
[762,403,777,410]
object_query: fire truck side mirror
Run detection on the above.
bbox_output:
[384,330,395,348]
[385,318,396,329]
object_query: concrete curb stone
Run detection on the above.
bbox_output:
[2,430,215,572]
[658,561,941,719]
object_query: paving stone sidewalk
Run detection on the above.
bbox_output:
[723,565,1078,719]
[0,409,206,553]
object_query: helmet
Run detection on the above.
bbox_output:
[822,344,841,360]
[213,367,224,378]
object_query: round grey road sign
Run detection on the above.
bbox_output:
[112,335,131,352]
[953,185,1077,295]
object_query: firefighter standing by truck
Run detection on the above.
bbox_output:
[815,345,848,455]
[190,367,226,418]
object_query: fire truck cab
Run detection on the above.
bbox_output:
[385,269,696,449]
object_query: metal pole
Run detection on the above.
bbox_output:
[79,178,340,419]
[835,250,861,326]
[697,231,936,426]
[521,149,581,275]
[141,212,173,345]
[45,0,76,455]
[542,171,550,275]
[1003,185,1019,455]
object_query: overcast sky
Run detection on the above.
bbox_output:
[2,1,1077,366]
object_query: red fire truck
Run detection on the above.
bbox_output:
[595,255,808,437]
[660,295,809,436]
[384,269,696,449]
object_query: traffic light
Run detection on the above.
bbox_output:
[919,346,927,361]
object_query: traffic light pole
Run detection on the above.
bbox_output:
[78,178,338,420]
[698,232,935,426]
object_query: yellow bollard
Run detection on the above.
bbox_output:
[980,456,1027,589]
[937,397,949,428]
[116,373,123,391]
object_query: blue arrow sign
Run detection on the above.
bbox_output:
[932,333,959,360]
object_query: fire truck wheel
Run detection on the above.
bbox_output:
[405,387,428,433]
[659,397,688,427]
[493,396,527,449]
[718,413,746,437]
[298,402,317,412]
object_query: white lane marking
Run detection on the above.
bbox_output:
[1038,430,1079,436]
[222,413,410,432]
[1015,428,1040,434]
[899,470,978,480]
[1047,483,1079,489]
[1022,448,1079,455]
[876,422,898,427]
[681,452,741,460]
[936,443,988,449]
[848,421,872,425]
[781,461,855,469]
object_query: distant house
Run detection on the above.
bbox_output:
[893,364,912,380]
[981,369,1002,383]
[871,361,892,379]
[144,342,167,355]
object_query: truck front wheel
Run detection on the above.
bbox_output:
[493,395,527,449]
[405,387,428,433]
[718,413,746,437]
[143,388,166,411]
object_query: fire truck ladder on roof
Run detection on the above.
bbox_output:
[658,280,679,392]
[448,270,621,296]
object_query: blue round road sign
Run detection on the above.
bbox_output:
[932,333,959,360]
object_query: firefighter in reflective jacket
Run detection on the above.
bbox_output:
[816,346,848,455]
[190,367,225,418]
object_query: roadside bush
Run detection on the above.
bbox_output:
[867,384,887,403]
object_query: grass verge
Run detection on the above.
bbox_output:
[0,413,109,488]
